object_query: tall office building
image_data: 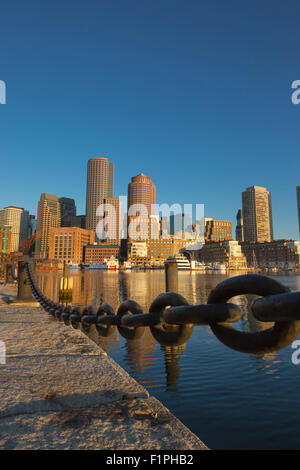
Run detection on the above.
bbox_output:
[85,157,114,233]
[35,193,61,259]
[102,197,121,244]
[235,209,244,242]
[0,206,29,252]
[59,198,76,227]
[242,186,273,243]
[297,186,300,237]
[127,173,156,241]
[128,173,156,217]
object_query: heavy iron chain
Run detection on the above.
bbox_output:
[25,261,300,353]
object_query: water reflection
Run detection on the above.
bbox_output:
[35,270,300,449]
[35,269,296,386]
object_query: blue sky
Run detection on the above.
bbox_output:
[0,0,300,239]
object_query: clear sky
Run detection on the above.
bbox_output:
[0,0,300,239]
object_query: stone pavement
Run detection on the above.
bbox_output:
[0,283,208,450]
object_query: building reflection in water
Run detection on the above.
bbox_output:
[35,270,295,385]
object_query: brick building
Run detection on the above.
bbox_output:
[198,240,247,269]
[205,219,232,242]
[84,244,120,264]
[49,227,95,264]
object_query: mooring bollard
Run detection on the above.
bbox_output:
[165,261,178,292]
[63,262,70,278]
[17,260,36,302]
[5,263,16,284]
[59,263,73,300]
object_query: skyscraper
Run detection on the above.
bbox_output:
[85,157,114,233]
[127,173,156,241]
[59,197,76,227]
[235,209,244,241]
[297,186,300,237]
[35,193,61,259]
[0,206,29,252]
[242,186,273,243]
[128,173,156,217]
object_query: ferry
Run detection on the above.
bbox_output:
[165,253,191,270]
[106,257,119,271]
[85,262,108,270]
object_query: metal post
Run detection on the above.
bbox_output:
[165,262,178,292]
[17,260,36,302]
[5,263,15,284]
[63,262,70,278]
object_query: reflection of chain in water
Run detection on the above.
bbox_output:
[123,329,158,388]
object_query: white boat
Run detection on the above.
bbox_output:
[212,262,227,272]
[165,253,191,270]
[69,263,80,270]
[106,257,119,271]
[85,263,108,270]
[190,260,206,271]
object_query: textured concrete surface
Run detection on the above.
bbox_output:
[0,283,208,450]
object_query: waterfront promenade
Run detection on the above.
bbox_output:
[0,282,207,450]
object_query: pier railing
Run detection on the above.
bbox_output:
[16,260,300,354]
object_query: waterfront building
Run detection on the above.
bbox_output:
[84,243,120,264]
[240,240,300,269]
[48,227,95,265]
[235,209,244,241]
[59,198,76,227]
[129,236,194,267]
[35,193,61,259]
[85,157,114,233]
[205,219,232,243]
[0,206,30,252]
[242,186,273,242]
[0,226,11,254]
[198,240,247,269]
[297,186,300,236]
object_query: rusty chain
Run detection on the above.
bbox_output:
[25,261,300,353]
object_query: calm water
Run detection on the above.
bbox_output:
[37,269,300,450]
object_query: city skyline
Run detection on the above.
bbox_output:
[1,1,300,240]
[1,157,300,244]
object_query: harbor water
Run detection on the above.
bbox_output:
[37,269,300,450]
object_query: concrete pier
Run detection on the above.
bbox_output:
[0,283,208,450]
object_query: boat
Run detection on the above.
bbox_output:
[69,263,80,270]
[212,262,227,272]
[120,261,132,271]
[165,253,191,270]
[85,263,108,270]
[106,257,119,271]
[190,260,206,271]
